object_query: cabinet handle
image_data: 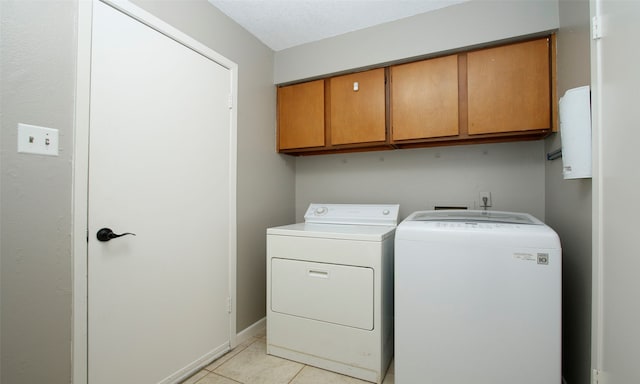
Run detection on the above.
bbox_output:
[308,269,329,279]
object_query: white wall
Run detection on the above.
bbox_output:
[296,142,546,221]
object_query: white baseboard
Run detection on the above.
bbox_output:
[161,342,229,384]
[235,317,266,347]
[163,317,267,383]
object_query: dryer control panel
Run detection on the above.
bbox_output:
[304,203,399,226]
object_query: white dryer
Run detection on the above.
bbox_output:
[267,203,399,383]
[394,210,561,384]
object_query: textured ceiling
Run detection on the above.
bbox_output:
[208,0,469,51]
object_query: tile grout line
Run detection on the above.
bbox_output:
[286,363,307,384]
[195,344,251,384]
[203,337,260,373]
[198,371,244,384]
[206,337,270,384]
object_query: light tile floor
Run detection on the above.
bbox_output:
[181,329,394,384]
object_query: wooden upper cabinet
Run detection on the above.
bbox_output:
[390,54,459,141]
[276,35,555,155]
[277,79,325,150]
[467,38,551,135]
[329,68,386,145]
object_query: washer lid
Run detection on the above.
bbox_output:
[407,210,543,225]
[304,203,400,226]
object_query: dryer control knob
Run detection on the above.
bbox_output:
[315,207,328,215]
[383,209,390,215]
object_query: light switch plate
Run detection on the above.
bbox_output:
[18,123,59,156]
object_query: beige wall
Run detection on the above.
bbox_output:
[295,142,547,222]
[545,1,592,383]
[274,0,559,84]
[1,1,77,382]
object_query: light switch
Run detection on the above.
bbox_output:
[17,123,59,156]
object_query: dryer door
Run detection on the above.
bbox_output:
[271,258,374,330]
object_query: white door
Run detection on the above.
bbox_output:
[88,2,234,383]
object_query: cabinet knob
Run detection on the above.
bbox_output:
[353,81,359,92]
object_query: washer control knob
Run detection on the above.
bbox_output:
[315,206,328,215]
[383,209,390,215]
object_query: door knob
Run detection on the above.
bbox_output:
[96,227,136,242]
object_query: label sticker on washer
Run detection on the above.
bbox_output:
[537,253,550,265]
[513,252,536,262]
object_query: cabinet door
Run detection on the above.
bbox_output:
[329,68,386,145]
[277,80,325,150]
[467,38,551,135]
[391,54,459,141]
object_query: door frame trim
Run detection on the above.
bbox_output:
[72,1,238,383]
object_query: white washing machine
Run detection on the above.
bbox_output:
[267,203,399,383]
[394,210,561,384]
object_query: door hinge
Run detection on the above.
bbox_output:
[592,16,604,40]
[86,228,89,243]
[227,297,232,313]
[228,93,233,110]
[592,368,608,384]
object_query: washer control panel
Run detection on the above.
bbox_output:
[304,203,399,226]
